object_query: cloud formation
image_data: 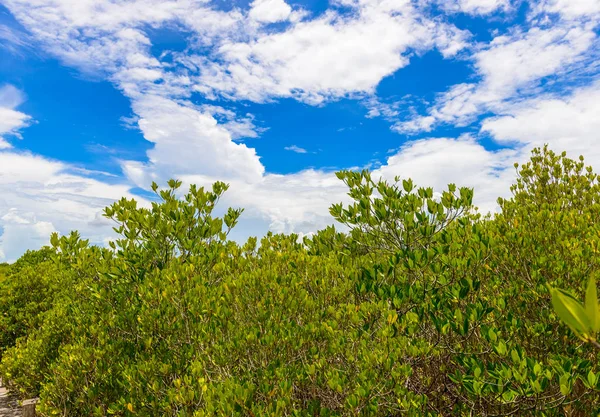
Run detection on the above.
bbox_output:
[285,145,308,154]
[0,85,31,148]
[482,80,600,164]
[0,0,598,259]
[0,149,140,261]
[191,1,468,103]
[395,23,597,133]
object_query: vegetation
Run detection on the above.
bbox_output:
[1,146,600,416]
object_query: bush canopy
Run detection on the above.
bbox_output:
[1,145,600,416]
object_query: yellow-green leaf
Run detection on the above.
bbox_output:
[550,288,590,337]
[588,370,597,387]
[585,277,600,332]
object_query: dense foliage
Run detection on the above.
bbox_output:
[1,146,599,416]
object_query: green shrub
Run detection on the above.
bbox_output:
[0,247,59,356]
[1,146,600,416]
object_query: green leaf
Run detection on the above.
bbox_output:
[495,341,507,356]
[559,374,571,396]
[510,349,520,364]
[426,199,436,214]
[346,394,359,408]
[50,232,59,248]
[550,287,590,337]
[585,277,600,333]
[588,370,597,387]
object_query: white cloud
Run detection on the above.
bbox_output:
[374,135,518,213]
[476,26,595,94]
[0,139,11,150]
[4,0,469,106]
[387,84,600,216]
[3,0,244,78]
[0,209,56,262]
[364,96,401,119]
[2,0,599,259]
[0,0,477,240]
[459,0,511,14]
[482,81,600,165]
[397,22,597,132]
[208,170,349,235]
[0,85,31,146]
[0,23,33,56]
[192,1,468,103]
[200,105,265,140]
[0,84,26,108]
[195,12,419,102]
[0,108,30,143]
[284,145,308,154]
[435,0,511,15]
[0,150,142,261]
[531,0,600,21]
[121,95,265,187]
[249,0,292,23]
[393,115,435,134]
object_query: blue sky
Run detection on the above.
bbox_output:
[0,0,599,260]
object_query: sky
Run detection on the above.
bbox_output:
[0,0,599,261]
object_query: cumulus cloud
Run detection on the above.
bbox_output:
[0,210,56,262]
[196,170,349,235]
[121,95,265,186]
[0,0,473,234]
[482,80,600,165]
[531,0,600,21]
[0,108,30,144]
[0,138,11,150]
[374,135,518,213]
[3,0,244,79]
[0,83,140,262]
[0,150,142,261]
[0,84,31,148]
[1,0,599,259]
[192,2,468,103]
[395,20,597,133]
[435,0,512,15]
[199,105,265,140]
[0,84,26,108]
[374,80,600,212]
[249,0,293,23]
